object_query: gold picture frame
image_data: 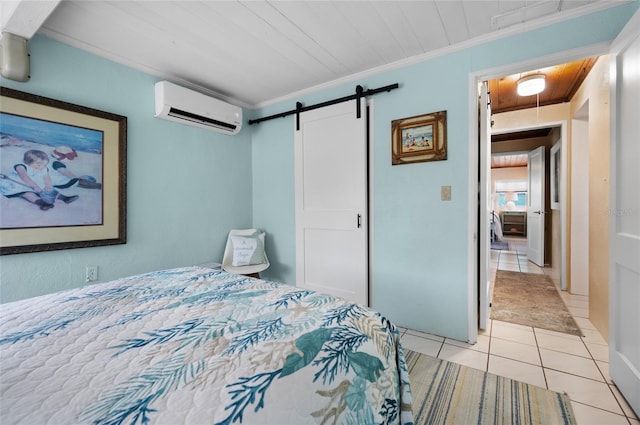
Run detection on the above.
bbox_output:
[0,87,127,255]
[392,110,447,165]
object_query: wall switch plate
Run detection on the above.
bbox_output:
[85,266,98,283]
[441,185,451,201]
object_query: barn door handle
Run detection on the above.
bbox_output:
[357,214,362,228]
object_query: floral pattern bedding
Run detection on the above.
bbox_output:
[0,266,413,425]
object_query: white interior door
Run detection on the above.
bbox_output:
[527,146,545,266]
[294,99,368,305]
[609,9,640,417]
[479,82,491,330]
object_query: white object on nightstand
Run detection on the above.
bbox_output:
[222,229,269,276]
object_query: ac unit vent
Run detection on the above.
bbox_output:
[167,107,238,131]
[154,81,242,135]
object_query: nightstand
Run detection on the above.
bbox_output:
[502,211,527,236]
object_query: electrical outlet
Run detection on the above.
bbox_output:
[85,266,98,283]
[441,185,451,201]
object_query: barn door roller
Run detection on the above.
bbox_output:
[248,83,399,130]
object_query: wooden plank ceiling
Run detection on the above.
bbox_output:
[489,57,598,169]
[488,57,599,114]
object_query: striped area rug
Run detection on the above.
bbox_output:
[405,349,576,425]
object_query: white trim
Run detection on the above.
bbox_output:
[1,1,61,39]
[478,81,492,334]
[367,99,375,309]
[558,124,568,291]
[494,121,565,133]
[467,75,480,344]
[478,42,612,82]
[608,8,640,415]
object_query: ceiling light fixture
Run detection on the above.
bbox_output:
[517,74,546,96]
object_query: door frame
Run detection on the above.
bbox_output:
[367,100,375,308]
[466,42,610,342]
[479,82,491,331]
[608,9,640,415]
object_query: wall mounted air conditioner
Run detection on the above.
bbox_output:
[154,81,242,135]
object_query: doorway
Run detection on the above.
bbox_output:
[489,127,561,272]
[570,102,589,296]
[490,148,538,275]
[488,125,565,332]
[470,14,639,416]
[470,50,605,340]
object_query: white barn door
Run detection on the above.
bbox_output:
[294,99,368,305]
[609,9,640,417]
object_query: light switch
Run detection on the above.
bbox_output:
[441,185,451,201]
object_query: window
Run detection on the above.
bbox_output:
[494,180,528,209]
[497,192,527,207]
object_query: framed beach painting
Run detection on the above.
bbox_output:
[392,110,447,165]
[0,87,127,255]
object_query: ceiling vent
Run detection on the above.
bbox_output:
[154,81,242,135]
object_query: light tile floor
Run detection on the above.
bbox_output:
[400,237,639,425]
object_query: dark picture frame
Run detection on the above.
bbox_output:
[392,110,447,165]
[0,87,126,255]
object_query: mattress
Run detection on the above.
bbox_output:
[491,210,503,241]
[0,266,413,425]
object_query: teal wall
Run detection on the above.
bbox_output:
[1,3,636,341]
[251,3,638,341]
[0,36,254,302]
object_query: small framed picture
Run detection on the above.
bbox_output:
[392,110,447,165]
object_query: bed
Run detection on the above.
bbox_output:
[0,266,413,425]
[491,210,503,242]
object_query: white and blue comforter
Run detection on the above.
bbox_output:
[0,267,413,425]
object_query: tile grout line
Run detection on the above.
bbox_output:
[532,327,551,390]
[446,241,640,423]
[556,288,639,422]
[579,331,610,385]
[485,319,493,372]
[570,400,633,422]
[583,330,638,422]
